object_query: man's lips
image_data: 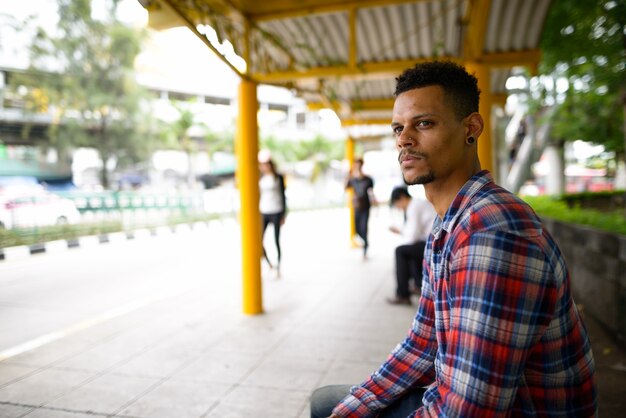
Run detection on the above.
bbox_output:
[398,151,426,164]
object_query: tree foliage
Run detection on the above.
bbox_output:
[12,0,151,188]
[260,134,344,181]
[157,101,235,185]
[539,0,626,155]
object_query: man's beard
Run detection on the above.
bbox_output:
[398,150,434,185]
[403,171,434,185]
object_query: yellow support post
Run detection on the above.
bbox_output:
[236,79,263,315]
[345,137,357,245]
[465,62,494,172]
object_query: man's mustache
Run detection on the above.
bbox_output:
[398,150,427,163]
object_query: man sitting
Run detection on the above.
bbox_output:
[386,186,436,305]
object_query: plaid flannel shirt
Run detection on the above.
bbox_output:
[333,171,597,417]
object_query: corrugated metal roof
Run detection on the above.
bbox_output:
[140,0,552,125]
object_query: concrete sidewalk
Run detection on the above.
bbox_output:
[0,208,624,417]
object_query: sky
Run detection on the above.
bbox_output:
[0,0,248,98]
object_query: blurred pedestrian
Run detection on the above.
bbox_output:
[386,186,436,305]
[345,158,375,259]
[258,150,287,278]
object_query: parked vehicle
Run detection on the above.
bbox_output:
[0,185,81,229]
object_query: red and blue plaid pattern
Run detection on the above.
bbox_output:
[333,171,597,417]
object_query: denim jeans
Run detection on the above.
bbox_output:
[310,385,425,418]
[354,209,370,255]
[395,241,426,298]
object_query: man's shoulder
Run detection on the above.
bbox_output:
[462,183,543,237]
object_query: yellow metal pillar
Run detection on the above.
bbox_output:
[345,137,356,245]
[236,79,263,315]
[465,62,494,172]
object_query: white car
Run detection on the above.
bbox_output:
[0,185,81,229]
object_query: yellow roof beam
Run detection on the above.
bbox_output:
[480,50,542,69]
[342,118,391,127]
[348,7,357,69]
[352,98,395,111]
[308,98,394,111]
[463,0,491,60]
[348,134,389,142]
[250,0,428,22]
[251,56,456,83]
[252,49,540,84]
[307,102,337,111]
[251,49,541,83]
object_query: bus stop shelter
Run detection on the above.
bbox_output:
[137,0,553,314]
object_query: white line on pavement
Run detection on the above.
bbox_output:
[0,287,194,362]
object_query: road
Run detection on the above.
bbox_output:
[0,219,242,358]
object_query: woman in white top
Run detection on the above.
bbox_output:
[259,153,287,276]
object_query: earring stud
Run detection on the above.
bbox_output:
[466,136,475,144]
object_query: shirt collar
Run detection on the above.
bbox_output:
[431,170,493,237]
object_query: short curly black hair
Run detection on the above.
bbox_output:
[394,61,480,120]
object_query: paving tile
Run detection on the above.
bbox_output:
[52,343,138,373]
[269,334,346,361]
[171,349,262,384]
[0,368,95,406]
[290,316,413,346]
[241,355,330,392]
[109,345,199,379]
[52,323,185,373]
[0,363,38,387]
[271,333,396,364]
[46,373,160,415]
[204,385,309,418]
[22,408,99,417]
[316,359,382,387]
[211,327,286,355]
[119,379,229,418]
[0,403,34,418]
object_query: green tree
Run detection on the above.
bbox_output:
[160,103,202,187]
[12,0,150,189]
[160,102,235,186]
[260,134,344,181]
[539,0,625,164]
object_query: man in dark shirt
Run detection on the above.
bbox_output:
[345,158,375,259]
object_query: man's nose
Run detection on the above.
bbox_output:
[396,131,416,149]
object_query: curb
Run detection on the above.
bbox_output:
[0,220,219,262]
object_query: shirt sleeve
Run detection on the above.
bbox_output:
[400,201,420,245]
[417,230,558,417]
[332,263,438,417]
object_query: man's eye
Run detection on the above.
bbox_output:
[416,120,432,127]
[392,126,403,135]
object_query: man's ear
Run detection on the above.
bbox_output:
[465,112,484,139]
